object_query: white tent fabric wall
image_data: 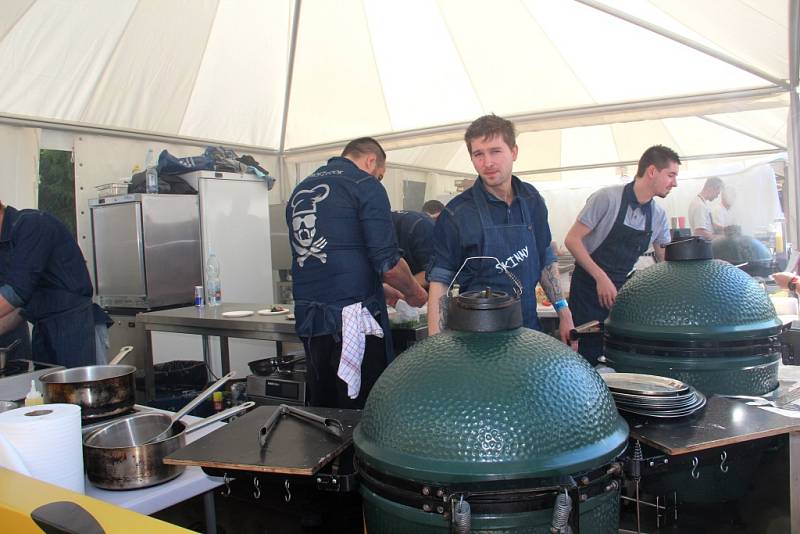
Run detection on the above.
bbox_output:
[535,163,783,248]
[0,0,796,235]
[0,125,38,208]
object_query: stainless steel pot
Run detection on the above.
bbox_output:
[0,339,21,370]
[39,346,135,420]
[83,402,253,490]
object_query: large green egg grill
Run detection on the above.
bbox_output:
[604,238,782,396]
[711,225,774,277]
[354,289,628,533]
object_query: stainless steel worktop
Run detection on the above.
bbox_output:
[136,304,300,401]
[136,303,297,337]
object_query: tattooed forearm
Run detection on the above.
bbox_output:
[540,262,564,303]
[438,294,449,331]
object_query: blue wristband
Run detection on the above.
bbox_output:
[553,299,568,311]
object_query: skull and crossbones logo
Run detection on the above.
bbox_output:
[290,184,330,267]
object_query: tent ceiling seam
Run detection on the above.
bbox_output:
[0,112,279,155]
[575,0,790,90]
[436,0,485,112]
[520,0,596,105]
[77,1,141,122]
[176,0,222,138]
[361,0,393,134]
[698,115,786,150]
[0,0,35,43]
[515,148,786,177]
[278,0,302,154]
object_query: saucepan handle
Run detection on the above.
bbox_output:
[569,320,602,341]
[185,402,255,434]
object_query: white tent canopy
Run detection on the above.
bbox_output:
[0,0,797,238]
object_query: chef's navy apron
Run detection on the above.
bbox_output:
[466,182,541,331]
[0,249,31,360]
[30,297,97,368]
[569,182,652,364]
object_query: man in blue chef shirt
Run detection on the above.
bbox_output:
[427,114,575,344]
[0,200,111,368]
[287,138,427,409]
[564,145,679,364]
[391,210,434,289]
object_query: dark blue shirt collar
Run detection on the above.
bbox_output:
[475,175,530,204]
[624,181,651,213]
[0,205,18,243]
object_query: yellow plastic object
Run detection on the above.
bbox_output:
[0,468,193,533]
[24,380,43,407]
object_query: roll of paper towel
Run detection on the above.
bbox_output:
[0,404,84,494]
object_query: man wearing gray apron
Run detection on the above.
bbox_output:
[565,145,680,364]
[428,114,575,345]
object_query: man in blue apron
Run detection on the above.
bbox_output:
[427,115,575,345]
[564,145,680,364]
[287,138,427,409]
[391,210,434,288]
[0,201,110,368]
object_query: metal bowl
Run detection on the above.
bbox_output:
[0,401,17,413]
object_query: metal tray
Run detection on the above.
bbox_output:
[601,372,690,396]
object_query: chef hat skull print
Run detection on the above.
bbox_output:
[290,184,330,267]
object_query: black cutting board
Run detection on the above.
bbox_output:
[164,406,361,475]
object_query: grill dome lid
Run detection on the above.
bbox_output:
[353,328,628,483]
[606,239,780,342]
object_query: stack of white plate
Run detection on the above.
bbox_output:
[601,373,706,419]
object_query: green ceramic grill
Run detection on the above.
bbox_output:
[604,237,782,396]
[354,288,628,533]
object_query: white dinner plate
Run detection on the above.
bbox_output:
[221,310,255,318]
[257,308,289,316]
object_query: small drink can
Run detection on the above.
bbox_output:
[194,285,204,307]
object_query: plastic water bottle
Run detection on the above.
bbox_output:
[206,253,221,306]
[145,148,158,194]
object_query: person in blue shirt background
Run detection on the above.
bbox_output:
[0,201,110,368]
[391,210,434,289]
[287,138,427,409]
[427,115,575,346]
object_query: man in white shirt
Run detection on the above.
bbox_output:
[688,177,723,238]
[712,186,736,235]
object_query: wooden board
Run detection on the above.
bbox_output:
[627,396,800,455]
[164,406,361,476]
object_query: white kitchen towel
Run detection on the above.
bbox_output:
[339,302,384,399]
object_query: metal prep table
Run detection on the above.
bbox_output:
[136,303,428,401]
[136,304,300,401]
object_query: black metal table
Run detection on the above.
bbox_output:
[626,395,800,531]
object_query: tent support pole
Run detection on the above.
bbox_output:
[277,0,303,191]
[283,86,786,159]
[787,0,800,250]
[698,116,786,150]
[576,0,789,89]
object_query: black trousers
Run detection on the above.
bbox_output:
[301,334,387,409]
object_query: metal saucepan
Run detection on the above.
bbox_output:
[83,402,254,490]
[141,371,235,444]
[0,339,21,370]
[39,346,135,420]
